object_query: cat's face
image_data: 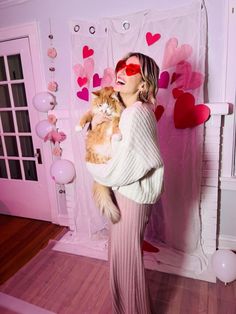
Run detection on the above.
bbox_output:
[92,87,122,117]
[94,102,114,116]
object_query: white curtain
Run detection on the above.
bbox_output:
[70,0,207,256]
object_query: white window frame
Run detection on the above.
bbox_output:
[220,0,236,190]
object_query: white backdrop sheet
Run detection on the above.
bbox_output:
[70,0,207,261]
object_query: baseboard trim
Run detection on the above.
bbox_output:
[53,231,217,283]
[218,234,236,251]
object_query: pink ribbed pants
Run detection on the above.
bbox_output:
[109,191,153,314]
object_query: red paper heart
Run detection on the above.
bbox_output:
[83,45,94,59]
[93,73,102,88]
[174,93,210,128]
[171,72,181,84]
[146,32,161,46]
[172,88,184,99]
[142,240,159,252]
[175,61,204,90]
[77,77,88,87]
[154,105,164,122]
[77,87,89,101]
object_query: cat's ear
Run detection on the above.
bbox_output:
[92,90,100,97]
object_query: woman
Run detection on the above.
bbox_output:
[87,52,164,314]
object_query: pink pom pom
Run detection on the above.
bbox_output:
[48,114,57,125]
[48,81,58,92]
[52,146,62,157]
[47,47,57,58]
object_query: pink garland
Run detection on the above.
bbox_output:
[46,26,65,157]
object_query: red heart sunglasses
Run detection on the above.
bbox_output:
[115,59,141,76]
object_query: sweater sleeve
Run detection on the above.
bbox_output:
[86,102,163,187]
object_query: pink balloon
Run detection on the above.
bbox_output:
[33,92,56,112]
[212,249,236,283]
[50,159,76,184]
[35,120,54,139]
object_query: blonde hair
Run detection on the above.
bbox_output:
[117,52,160,105]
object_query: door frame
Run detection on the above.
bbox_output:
[0,22,59,224]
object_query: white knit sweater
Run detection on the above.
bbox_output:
[86,101,164,204]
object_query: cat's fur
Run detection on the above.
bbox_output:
[76,86,123,223]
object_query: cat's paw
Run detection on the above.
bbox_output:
[112,133,122,141]
[75,124,83,132]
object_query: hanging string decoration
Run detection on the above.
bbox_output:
[32,20,76,185]
[45,23,67,158]
[47,21,58,92]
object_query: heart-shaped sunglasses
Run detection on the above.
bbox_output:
[115,60,141,76]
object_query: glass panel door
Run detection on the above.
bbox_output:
[0,53,38,181]
[0,36,53,221]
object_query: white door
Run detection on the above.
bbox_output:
[0,37,52,221]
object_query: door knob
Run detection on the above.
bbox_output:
[35,148,42,164]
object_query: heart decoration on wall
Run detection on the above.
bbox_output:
[84,58,94,80]
[174,92,210,128]
[77,87,89,101]
[175,61,204,90]
[158,71,170,89]
[162,37,192,70]
[73,63,85,76]
[101,68,115,87]
[154,105,165,122]
[171,72,182,84]
[172,88,184,99]
[93,73,102,88]
[77,77,88,87]
[146,32,161,46]
[83,45,94,59]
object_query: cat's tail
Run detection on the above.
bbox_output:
[93,181,121,224]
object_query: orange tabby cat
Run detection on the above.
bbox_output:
[76,86,124,223]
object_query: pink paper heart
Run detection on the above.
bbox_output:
[83,45,94,59]
[101,67,115,87]
[73,63,85,76]
[77,87,89,101]
[77,77,88,87]
[146,32,161,46]
[93,73,102,88]
[162,38,192,70]
[158,71,170,89]
[84,58,94,80]
[175,61,204,90]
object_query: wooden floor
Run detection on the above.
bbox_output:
[0,214,236,314]
[0,214,67,285]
